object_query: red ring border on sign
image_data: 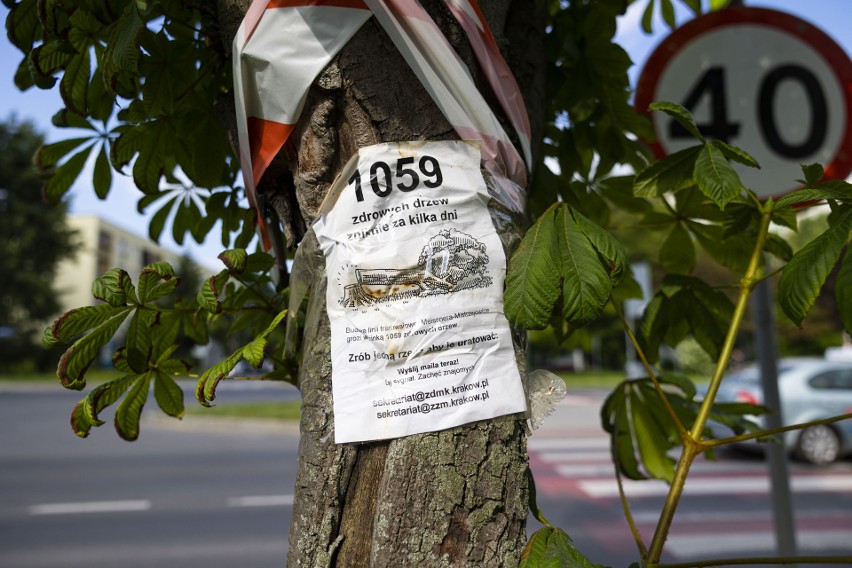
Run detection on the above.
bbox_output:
[634,7,852,184]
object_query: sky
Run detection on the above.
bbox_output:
[0,0,850,267]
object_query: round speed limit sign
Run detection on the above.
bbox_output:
[635,7,852,196]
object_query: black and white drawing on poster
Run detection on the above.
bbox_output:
[313,141,527,444]
[341,229,492,307]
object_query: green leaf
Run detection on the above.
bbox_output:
[660,223,695,274]
[147,195,177,243]
[92,268,135,307]
[51,108,96,130]
[137,190,171,213]
[713,140,760,169]
[35,136,91,173]
[112,349,134,373]
[102,1,143,93]
[650,101,704,142]
[111,123,146,168]
[241,338,267,369]
[597,175,651,214]
[132,120,173,194]
[602,379,696,483]
[660,0,675,28]
[197,270,228,314]
[572,210,626,287]
[601,384,645,480]
[57,311,129,390]
[195,351,242,407]
[137,261,176,303]
[690,223,755,274]
[151,312,182,361]
[694,142,742,210]
[219,249,248,274]
[177,111,231,189]
[779,208,852,326]
[641,0,654,33]
[43,145,93,203]
[114,374,151,441]
[520,526,605,568]
[245,252,276,273]
[80,374,137,431]
[72,374,137,438]
[774,182,852,210]
[526,468,552,528]
[837,249,852,334]
[681,0,701,14]
[800,163,824,184]
[764,233,793,262]
[521,527,553,568]
[48,304,129,343]
[126,309,156,373]
[93,143,112,199]
[631,391,676,482]
[26,50,57,88]
[505,207,562,329]
[30,40,74,75]
[59,51,90,115]
[557,207,612,326]
[633,145,701,198]
[7,0,41,51]
[153,371,184,419]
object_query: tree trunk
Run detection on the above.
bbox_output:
[214,2,546,565]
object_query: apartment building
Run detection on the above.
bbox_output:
[54,215,187,313]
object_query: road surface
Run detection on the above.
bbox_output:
[1,381,850,567]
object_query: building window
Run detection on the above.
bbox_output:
[142,249,159,267]
[96,230,112,277]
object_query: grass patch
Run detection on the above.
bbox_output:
[186,400,301,422]
[555,370,630,389]
[0,369,122,384]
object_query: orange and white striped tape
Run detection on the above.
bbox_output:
[233,0,531,217]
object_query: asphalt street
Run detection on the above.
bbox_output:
[0,381,300,568]
[1,381,850,567]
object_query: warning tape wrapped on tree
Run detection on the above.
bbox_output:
[232,0,544,444]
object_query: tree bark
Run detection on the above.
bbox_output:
[214,2,546,565]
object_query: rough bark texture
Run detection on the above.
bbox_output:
[213,2,546,566]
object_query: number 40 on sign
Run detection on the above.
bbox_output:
[635,7,852,197]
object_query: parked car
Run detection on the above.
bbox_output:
[711,358,852,465]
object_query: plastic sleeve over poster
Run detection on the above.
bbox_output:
[313,141,527,443]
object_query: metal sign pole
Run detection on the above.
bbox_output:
[751,277,797,558]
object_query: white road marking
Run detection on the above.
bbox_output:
[528,437,609,450]
[631,508,852,524]
[553,464,616,476]
[579,475,852,498]
[667,530,852,558]
[226,494,295,508]
[28,500,151,516]
[539,451,613,462]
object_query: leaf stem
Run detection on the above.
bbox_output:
[704,412,852,448]
[613,301,687,436]
[613,459,648,558]
[645,208,773,565]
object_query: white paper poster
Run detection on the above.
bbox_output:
[313,141,527,443]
